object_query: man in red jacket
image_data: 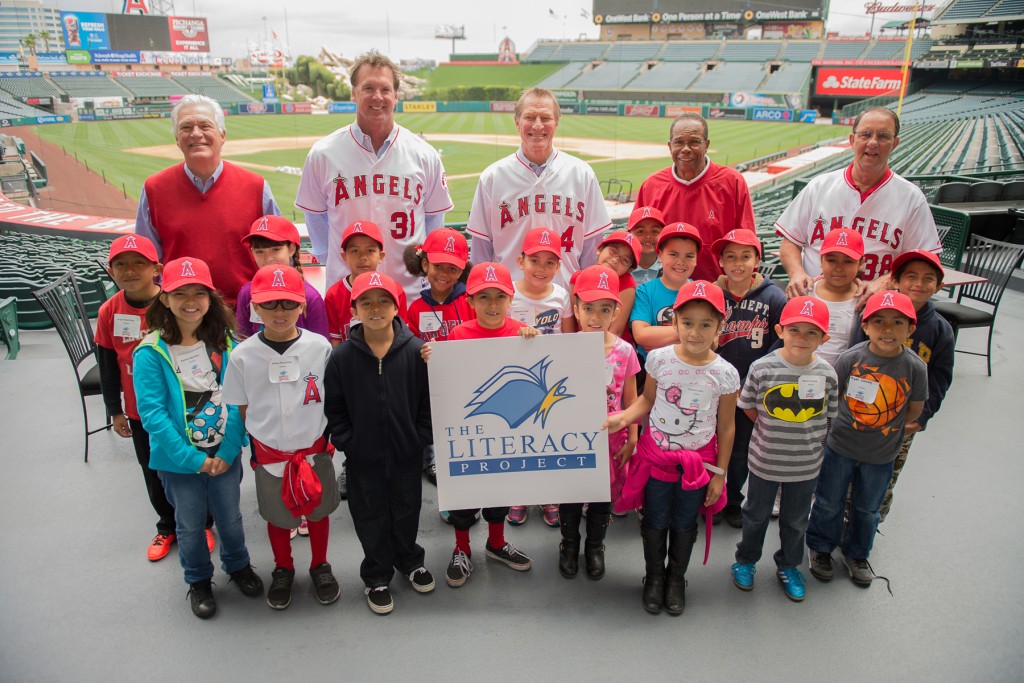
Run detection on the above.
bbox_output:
[135,94,280,305]
[634,113,756,282]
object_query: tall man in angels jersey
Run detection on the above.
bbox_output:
[468,87,611,290]
[775,107,941,301]
[296,50,453,300]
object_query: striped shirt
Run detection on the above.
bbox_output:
[738,351,839,482]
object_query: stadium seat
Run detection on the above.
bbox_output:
[931,205,972,269]
[32,271,111,462]
[935,182,971,203]
[1000,180,1024,200]
[0,296,18,360]
[969,181,1003,202]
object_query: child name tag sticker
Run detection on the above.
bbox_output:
[249,303,263,324]
[269,356,300,383]
[679,385,713,411]
[847,376,879,403]
[419,312,442,334]
[176,345,209,378]
[510,307,531,325]
[798,375,826,400]
[113,314,141,339]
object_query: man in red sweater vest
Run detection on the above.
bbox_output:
[135,94,281,305]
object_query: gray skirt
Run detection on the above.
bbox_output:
[254,451,340,528]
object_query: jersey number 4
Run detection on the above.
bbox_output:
[391,211,416,239]
[560,226,574,251]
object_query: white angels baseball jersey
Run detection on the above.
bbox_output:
[295,123,453,297]
[222,332,331,476]
[775,165,941,282]
[467,148,611,290]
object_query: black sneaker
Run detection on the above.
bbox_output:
[485,541,532,571]
[723,504,743,529]
[445,550,472,588]
[229,564,264,597]
[408,566,436,593]
[424,462,437,486]
[337,462,348,500]
[809,551,834,582]
[188,579,216,619]
[309,562,341,605]
[266,568,294,610]
[365,585,394,614]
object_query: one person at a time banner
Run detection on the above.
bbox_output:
[296,50,453,301]
[136,94,281,306]
[634,112,756,282]
[775,107,941,301]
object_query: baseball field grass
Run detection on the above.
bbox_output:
[424,64,567,89]
[31,113,843,223]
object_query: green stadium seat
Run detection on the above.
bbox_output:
[0,296,18,360]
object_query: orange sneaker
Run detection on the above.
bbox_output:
[147,533,176,562]
[205,529,215,553]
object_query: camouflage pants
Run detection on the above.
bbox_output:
[878,433,916,523]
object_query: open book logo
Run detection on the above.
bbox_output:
[464,356,574,429]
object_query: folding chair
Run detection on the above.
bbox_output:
[0,296,18,360]
[934,235,1024,376]
[32,271,111,461]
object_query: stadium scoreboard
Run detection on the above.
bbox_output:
[592,0,823,23]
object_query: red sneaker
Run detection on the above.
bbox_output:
[542,504,560,528]
[147,533,176,562]
[205,529,215,553]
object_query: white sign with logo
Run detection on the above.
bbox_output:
[428,333,609,511]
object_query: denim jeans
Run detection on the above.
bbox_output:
[159,456,251,585]
[806,444,894,561]
[726,407,755,508]
[642,474,705,533]
[735,472,817,569]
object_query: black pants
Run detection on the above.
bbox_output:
[448,506,508,531]
[129,418,177,535]
[347,465,425,587]
[559,502,611,516]
[726,407,755,508]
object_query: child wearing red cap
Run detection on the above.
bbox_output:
[731,296,839,602]
[627,206,667,285]
[236,215,328,341]
[849,250,954,522]
[439,262,539,588]
[812,228,866,366]
[606,280,739,616]
[570,230,641,340]
[223,264,341,611]
[133,257,263,619]
[807,291,927,589]
[324,272,434,615]
[709,228,786,528]
[557,265,640,581]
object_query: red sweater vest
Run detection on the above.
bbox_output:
[144,162,265,303]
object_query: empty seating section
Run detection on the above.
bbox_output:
[760,63,811,92]
[781,42,823,61]
[552,42,609,61]
[0,94,51,118]
[523,43,561,61]
[936,0,999,19]
[113,75,189,98]
[909,40,935,59]
[691,62,765,92]
[863,41,905,60]
[821,41,870,60]
[604,42,662,61]
[718,41,781,61]
[171,76,254,104]
[625,62,702,90]
[0,75,62,99]
[48,75,131,98]
[660,42,718,61]
[536,62,588,88]
[569,62,643,89]
[986,0,1024,15]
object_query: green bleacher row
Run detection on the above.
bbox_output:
[0,73,254,105]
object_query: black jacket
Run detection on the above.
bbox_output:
[324,318,432,476]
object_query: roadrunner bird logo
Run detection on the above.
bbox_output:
[465,356,574,429]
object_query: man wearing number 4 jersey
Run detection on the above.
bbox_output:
[775,107,940,302]
[468,87,611,290]
[296,50,452,300]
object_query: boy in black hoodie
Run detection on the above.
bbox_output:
[325,271,434,615]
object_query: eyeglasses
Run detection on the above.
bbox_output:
[670,138,707,149]
[255,300,301,311]
[854,131,895,143]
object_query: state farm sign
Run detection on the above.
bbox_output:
[814,68,905,97]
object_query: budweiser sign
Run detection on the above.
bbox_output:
[864,2,935,13]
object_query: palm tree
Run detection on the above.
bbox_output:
[38,30,52,54]
[23,33,37,56]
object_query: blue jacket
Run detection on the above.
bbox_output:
[133,332,247,474]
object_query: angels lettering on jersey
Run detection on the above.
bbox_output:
[333,172,424,207]
[810,218,903,280]
[498,194,586,230]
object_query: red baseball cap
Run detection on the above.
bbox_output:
[108,234,159,264]
[657,222,703,252]
[466,262,514,296]
[891,249,944,280]
[574,265,621,304]
[250,264,305,304]
[820,228,865,260]
[350,271,402,306]
[341,220,384,250]
[627,206,666,231]
[779,296,830,333]
[599,230,641,269]
[862,290,918,324]
[241,215,300,247]
[672,279,725,315]
[711,229,762,261]
[422,228,468,269]
[521,227,561,258]
[161,257,214,292]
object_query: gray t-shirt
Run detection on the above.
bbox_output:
[738,350,839,482]
[828,341,928,464]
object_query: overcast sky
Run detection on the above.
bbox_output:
[48,0,931,63]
